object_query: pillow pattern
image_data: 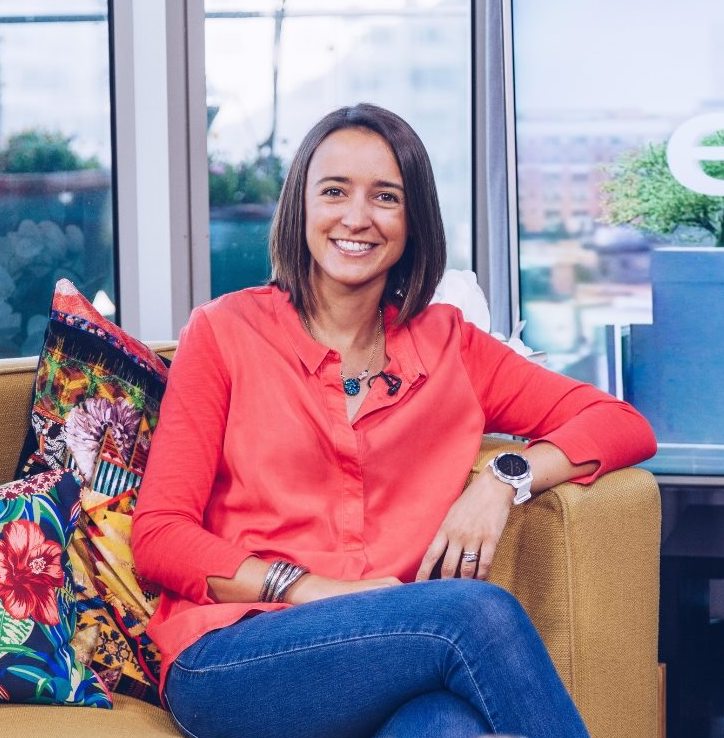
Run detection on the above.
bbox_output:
[0,469,111,707]
[15,278,168,704]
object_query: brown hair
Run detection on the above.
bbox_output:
[269,103,446,324]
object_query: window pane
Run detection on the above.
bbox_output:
[511,0,724,476]
[0,1,115,358]
[205,0,472,298]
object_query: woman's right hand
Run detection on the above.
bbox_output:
[285,574,402,605]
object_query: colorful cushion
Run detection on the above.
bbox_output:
[0,469,111,707]
[15,278,168,704]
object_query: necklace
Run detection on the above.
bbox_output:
[303,309,383,396]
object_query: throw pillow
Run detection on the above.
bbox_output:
[0,469,111,707]
[15,278,168,704]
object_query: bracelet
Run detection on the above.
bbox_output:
[258,560,310,603]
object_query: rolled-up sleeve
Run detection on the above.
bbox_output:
[131,307,254,604]
[458,313,657,483]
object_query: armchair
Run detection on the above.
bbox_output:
[0,355,660,737]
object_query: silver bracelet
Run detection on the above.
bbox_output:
[259,560,309,603]
[259,560,287,602]
[272,564,308,603]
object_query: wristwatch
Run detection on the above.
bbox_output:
[487,452,533,505]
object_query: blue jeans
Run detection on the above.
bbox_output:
[165,579,590,738]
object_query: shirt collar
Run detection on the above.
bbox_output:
[272,286,329,374]
[271,284,428,383]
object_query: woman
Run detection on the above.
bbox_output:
[132,103,656,738]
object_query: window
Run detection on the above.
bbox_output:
[508,0,724,477]
[0,2,115,358]
[204,0,472,298]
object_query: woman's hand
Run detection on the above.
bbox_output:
[415,470,515,582]
[286,574,402,605]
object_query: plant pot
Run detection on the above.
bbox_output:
[625,246,724,474]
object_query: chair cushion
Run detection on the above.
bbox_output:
[0,693,178,737]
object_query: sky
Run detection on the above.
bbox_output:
[513,0,724,117]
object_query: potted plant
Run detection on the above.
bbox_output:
[0,129,108,198]
[600,133,724,473]
[601,132,724,245]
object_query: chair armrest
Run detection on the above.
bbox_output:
[472,437,661,738]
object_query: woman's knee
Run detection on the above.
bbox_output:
[372,690,490,738]
[414,579,532,639]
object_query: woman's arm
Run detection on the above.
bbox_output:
[415,440,596,581]
[208,558,401,605]
[416,311,657,582]
[131,306,255,604]
[458,313,657,479]
[133,304,402,605]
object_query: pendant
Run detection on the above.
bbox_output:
[342,377,361,396]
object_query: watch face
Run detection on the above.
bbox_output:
[495,453,529,478]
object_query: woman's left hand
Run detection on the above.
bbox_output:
[415,470,515,581]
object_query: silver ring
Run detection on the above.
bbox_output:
[461,551,480,563]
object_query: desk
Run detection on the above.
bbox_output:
[660,505,724,738]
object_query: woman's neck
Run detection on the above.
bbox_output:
[306,288,384,353]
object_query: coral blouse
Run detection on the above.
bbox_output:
[132,285,656,694]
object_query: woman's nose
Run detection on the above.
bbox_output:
[340,195,372,230]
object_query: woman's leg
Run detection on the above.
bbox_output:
[371,690,489,738]
[165,579,589,738]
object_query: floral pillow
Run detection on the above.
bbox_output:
[15,278,169,704]
[0,469,111,707]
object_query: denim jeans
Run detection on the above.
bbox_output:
[165,579,590,738]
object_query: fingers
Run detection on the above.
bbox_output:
[439,541,462,579]
[415,532,448,581]
[459,547,481,579]
[475,541,497,580]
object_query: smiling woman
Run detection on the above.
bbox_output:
[271,104,446,326]
[132,102,656,738]
[304,128,408,298]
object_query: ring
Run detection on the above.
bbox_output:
[461,551,480,563]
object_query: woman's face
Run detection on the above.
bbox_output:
[304,127,408,297]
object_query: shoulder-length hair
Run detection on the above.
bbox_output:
[269,103,446,324]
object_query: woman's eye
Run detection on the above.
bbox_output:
[377,192,400,203]
[321,187,343,197]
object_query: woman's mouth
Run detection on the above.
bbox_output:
[333,239,376,254]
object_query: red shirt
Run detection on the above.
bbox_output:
[132,285,656,693]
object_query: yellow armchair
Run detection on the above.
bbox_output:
[0,357,660,737]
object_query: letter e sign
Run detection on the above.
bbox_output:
[666,112,724,196]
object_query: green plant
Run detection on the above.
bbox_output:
[208,152,284,207]
[208,159,239,207]
[0,130,100,174]
[601,132,724,246]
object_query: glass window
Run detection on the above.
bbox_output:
[510,0,724,476]
[204,0,472,298]
[0,2,115,358]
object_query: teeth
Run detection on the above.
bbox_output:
[335,239,374,252]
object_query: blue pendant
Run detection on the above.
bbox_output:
[342,378,361,396]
